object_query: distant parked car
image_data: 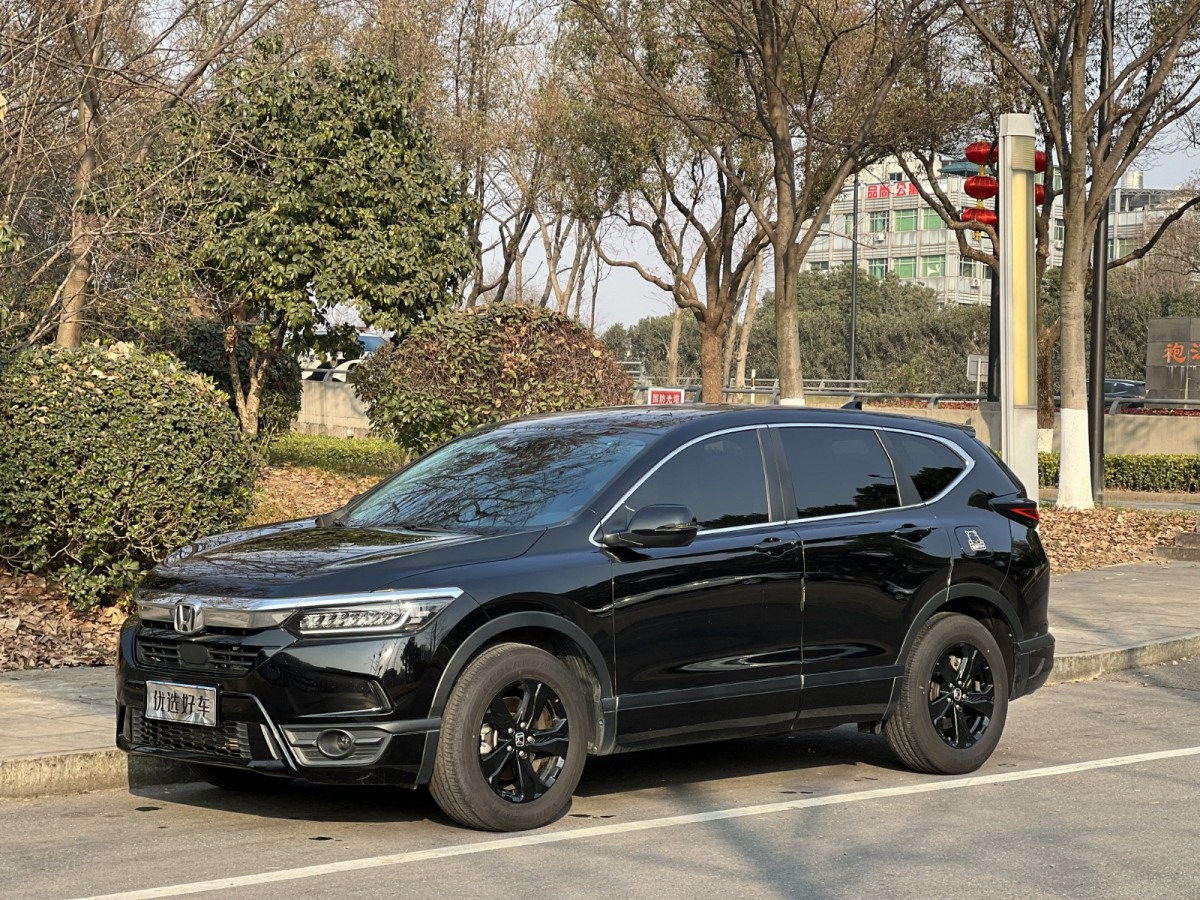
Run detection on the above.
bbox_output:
[301,331,389,381]
[116,405,1053,831]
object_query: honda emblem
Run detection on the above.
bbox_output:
[173,602,203,634]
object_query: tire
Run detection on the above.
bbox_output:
[430,643,589,831]
[190,763,292,793]
[884,612,1009,775]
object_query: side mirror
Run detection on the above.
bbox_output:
[602,504,699,549]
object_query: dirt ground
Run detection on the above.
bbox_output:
[0,467,1193,671]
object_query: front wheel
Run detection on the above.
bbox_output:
[430,643,589,831]
[884,613,1009,775]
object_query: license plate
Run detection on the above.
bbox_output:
[144,681,218,727]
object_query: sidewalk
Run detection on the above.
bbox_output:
[3,559,1200,801]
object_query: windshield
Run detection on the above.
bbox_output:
[343,422,651,532]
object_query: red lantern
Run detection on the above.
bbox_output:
[964,174,999,201]
[964,141,995,167]
[1035,183,1046,205]
[1034,149,1047,173]
[962,208,999,228]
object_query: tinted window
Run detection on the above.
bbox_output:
[344,424,650,532]
[624,430,769,530]
[888,432,967,502]
[780,427,899,518]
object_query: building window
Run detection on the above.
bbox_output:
[894,256,917,279]
[959,257,976,278]
[869,210,889,233]
[895,208,918,232]
[889,171,904,182]
[809,260,830,272]
[1053,218,1065,242]
[844,213,856,235]
[921,255,945,277]
[923,207,944,230]
[868,258,888,279]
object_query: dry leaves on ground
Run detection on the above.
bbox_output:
[1,467,1195,671]
[1038,508,1193,574]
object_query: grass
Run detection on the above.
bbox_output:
[267,432,408,478]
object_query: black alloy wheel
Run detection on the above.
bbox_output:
[478,678,570,803]
[431,643,589,831]
[926,641,995,749]
[884,612,1010,775]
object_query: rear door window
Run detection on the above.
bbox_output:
[778,427,900,519]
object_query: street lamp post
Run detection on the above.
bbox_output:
[849,172,859,383]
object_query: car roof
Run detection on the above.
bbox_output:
[484,404,977,442]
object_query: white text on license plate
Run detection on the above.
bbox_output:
[145,681,217,727]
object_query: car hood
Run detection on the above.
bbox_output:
[140,518,544,599]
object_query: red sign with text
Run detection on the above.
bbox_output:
[649,388,685,405]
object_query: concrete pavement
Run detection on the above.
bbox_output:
[2,559,1199,801]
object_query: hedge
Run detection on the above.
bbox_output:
[268,433,407,478]
[0,343,259,610]
[1039,452,1200,492]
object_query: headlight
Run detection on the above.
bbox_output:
[297,597,453,635]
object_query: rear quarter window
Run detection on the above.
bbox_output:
[885,432,968,502]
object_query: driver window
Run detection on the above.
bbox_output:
[622,430,769,530]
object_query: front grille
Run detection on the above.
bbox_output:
[131,709,252,760]
[136,629,261,676]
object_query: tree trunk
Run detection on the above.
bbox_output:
[56,71,102,348]
[736,256,764,389]
[699,317,724,403]
[1056,214,1093,509]
[773,235,804,403]
[1036,318,1060,430]
[666,305,682,385]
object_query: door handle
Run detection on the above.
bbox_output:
[754,538,799,556]
[893,524,934,542]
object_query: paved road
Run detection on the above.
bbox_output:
[3,658,1199,900]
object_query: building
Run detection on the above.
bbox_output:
[802,156,1176,307]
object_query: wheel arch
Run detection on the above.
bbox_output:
[896,584,1024,696]
[425,612,615,772]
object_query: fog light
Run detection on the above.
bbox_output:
[315,729,357,760]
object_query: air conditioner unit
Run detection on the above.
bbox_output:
[970,278,981,288]
[1054,240,1064,250]
[872,234,886,243]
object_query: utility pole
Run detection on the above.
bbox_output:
[1088,0,1115,506]
[849,172,860,383]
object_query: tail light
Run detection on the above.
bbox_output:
[991,499,1040,528]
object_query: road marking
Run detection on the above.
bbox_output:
[75,744,1200,900]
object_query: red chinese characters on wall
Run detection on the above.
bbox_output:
[865,182,919,200]
[1160,342,1200,364]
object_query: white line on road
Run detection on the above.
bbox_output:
[74,744,1200,900]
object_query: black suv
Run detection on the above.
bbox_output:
[116,406,1053,831]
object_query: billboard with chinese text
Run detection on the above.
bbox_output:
[1147,317,1200,399]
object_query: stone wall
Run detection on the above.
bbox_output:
[293,380,373,438]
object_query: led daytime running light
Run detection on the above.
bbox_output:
[298,598,451,634]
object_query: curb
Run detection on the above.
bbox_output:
[0,750,191,801]
[3,637,1198,801]
[1046,633,1200,685]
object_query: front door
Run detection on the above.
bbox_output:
[608,427,804,747]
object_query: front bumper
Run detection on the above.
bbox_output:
[115,618,442,786]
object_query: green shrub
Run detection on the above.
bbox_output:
[1039,452,1200,492]
[0,343,259,610]
[158,321,301,438]
[354,305,633,454]
[269,433,408,478]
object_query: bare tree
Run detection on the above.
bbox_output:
[0,0,308,348]
[957,0,1200,508]
[572,0,951,402]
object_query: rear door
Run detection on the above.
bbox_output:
[773,425,954,727]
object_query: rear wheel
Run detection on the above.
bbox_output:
[884,613,1009,775]
[430,643,589,831]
